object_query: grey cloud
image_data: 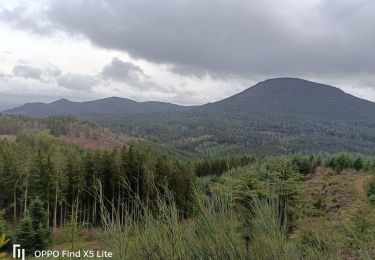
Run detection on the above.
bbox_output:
[102,58,147,83]
[100,57,173,92]
[44,64,62,77]
[99,58,199,99]
[13,65,42,79]
[11,63,63,81]
[0,6,53,34]
[34,0,374,80]
[170,65,209,79]
[57,73,98,90]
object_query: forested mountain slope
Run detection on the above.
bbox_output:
[4,78,375,154]
[202,78,375,120]
[86,78,375,154]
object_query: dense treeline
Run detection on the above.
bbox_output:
[0,134,195,231]
[195,155,256,176]
[195,152,375,177]
[87,110,375,155]
[290,153,375,175]
[324,153,374,173]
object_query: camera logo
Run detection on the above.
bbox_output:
[13,244,25,260]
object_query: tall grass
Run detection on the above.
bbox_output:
[91,169,375,259]
[245,198,301,260]
[94,180,308,260]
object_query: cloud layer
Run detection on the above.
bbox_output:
[0,0,375,108]
[102,58,148,84]
[57,73,98,90]
[13,64,42,79]
[43,0,375,79]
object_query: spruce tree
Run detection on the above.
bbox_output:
[14,216,34,254]
[354,157,364,171]
[15,198,50,254]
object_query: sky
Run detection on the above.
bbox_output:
[0,0,375,110]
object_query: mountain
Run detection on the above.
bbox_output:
[202,78,375,120]
[3,78,375,155]
[82,78,375,155]
[2,97,192,117]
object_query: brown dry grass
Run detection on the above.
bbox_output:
[295,167,367,223]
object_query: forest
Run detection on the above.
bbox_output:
[0,115,375,259]
[0,134,195,227]
[86,110,375,155]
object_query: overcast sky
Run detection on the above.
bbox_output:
[0,0,375,110]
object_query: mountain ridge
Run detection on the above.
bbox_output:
[3,96,193,116]
[4,77,375,154]
[4,77,375,119]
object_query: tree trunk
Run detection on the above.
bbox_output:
[47,184,50,227]
[87,201,90,225]
[13,190,17,222]
[83,204,86,224]
[53,184,58,234]
[93,198,97,226]
[60,201,63,227]
[111,195,114,223]
[23,161,30,216]
[64,203,67,225]
[47,201,50,227]
[24,176,28,215]
[19,201,23,220]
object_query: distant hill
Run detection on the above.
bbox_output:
[201,78,375,120]
[3,97,192,117]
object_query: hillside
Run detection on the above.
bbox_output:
[83,78,375,155]
[4,78,375,155]
[0,115,135,149]
[202,78,375,120]
[3,97,192,117]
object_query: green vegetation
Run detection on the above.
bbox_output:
[0,234,8,258]
[14,199,50,254]
[1,114,375,259]
[97,155,375,259]
[195,155,255,176]
[0,134,195,227]
[367,175,375,204]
